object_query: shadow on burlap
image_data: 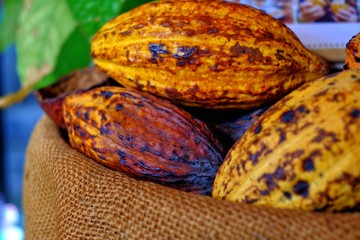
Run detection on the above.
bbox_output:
[23,116,360,240]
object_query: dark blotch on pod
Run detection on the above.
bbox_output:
[293,180,309,197]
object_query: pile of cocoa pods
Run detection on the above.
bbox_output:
[36,1,360,213]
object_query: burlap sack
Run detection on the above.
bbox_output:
[23,116,360,240]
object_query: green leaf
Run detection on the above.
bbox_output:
[15,0,77,86]
[66,0,124,42]
[36,26,91,89]
[15,0,155,89]
[0,0,24,51]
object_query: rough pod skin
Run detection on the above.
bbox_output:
[91,0,329,109]
[344,32,360,70]
[63,86,224,195]
[213,70,360,212]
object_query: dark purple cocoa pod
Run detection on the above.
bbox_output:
[213,106,269,144]
[63,86,225,195]
[184,106,270,151]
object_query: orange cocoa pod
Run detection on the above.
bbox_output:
[63,86,225,195]
[91,0,329,109]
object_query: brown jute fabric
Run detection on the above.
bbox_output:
[23,116,360,240]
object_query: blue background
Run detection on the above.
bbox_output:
[1,46,44,238]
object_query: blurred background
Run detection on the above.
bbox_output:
[0,37,43,240]
[0,0,353,239]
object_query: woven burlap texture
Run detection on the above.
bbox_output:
[23,116,360,240]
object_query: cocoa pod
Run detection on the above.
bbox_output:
[63,86,224,195]
[35,67,111,128]
[211,106,270,149]
[184,105,270,151]
[91,0,329,109]
[213,70,360,212]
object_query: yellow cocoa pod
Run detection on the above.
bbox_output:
[213,70,360,212]
[91,0,329,109]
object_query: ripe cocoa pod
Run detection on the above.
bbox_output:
[63,86,224,195]
[186,106,270,151]
[212,106,269,144]
[344,32,360,70]
[213,70,360,212]
[91,0,329,109]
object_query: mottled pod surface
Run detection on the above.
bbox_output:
[63,86,224,195]
[91,0,329,109]
[213,70,360,211]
